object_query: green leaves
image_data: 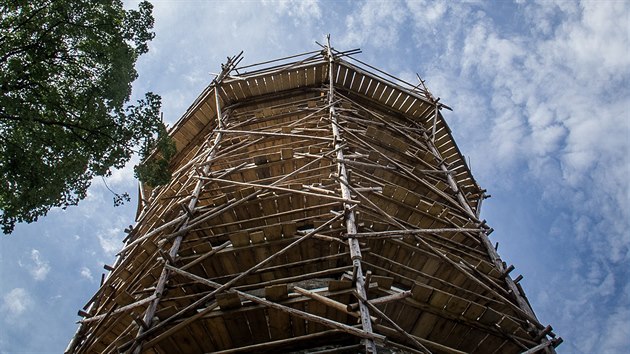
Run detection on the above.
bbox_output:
[132,92,176,187]
[0,1,172,234]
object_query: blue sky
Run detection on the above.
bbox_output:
[1,1,628,353]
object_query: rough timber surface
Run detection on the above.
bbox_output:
[68,49,559,354]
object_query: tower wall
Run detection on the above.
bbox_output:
[68,48,559,354]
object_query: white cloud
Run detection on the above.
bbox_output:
[97,227,124,257]
[340,0,408,49]
[80,267,94,282]
[25,249,51,281]
[376,1,630,351]
[105,155,139,187]
[127,2,630,353]
[1,288,33,321]
[4,1,624,352]
[598,282,630,352]
[407,0,447,24]
[133,0,326,128]
[270,0,322,26]
[561,1,630,82]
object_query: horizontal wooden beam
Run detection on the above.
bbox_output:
[238,291,385,342]
[214,129,334,141]
[204,177,359,204]
[346,228,484,239]
[78,295,157,324]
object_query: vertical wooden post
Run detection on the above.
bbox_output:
[129,52,243,353]
[326,35,377,354]
[431,103,438,143]
[422,104,538,323]
[130,98,224,354]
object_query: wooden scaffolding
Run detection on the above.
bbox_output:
[67,41,561,354]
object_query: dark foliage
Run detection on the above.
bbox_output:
[0,0,174,233]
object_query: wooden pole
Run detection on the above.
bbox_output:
[161,265,384,343]
[326,35,377,354]
[520,340,554,354]
[180,239,231,271]
[412,234,543,327]
[167,144,346,237]
[205,177,359,204]
[373,324,467,354]
[140,302,220,350]
[78,294,157,324]
[214,128,334,141]
[346,228,484,238]
[347,290,411,312]
[337,123,472,218]
[293,286,361,318]
[130,54,241,352]
[358,292,432,353]
[239,291,385,342]
[420,119,541,327]
[431,103,438,143]
[121,213,346,348]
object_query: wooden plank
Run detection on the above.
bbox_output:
[428,289,450,309]
[305,66,315,86]
[372,81,386,103]
[244,307,271,344]
[393,303,419,334]
[314,64,323,85]
[328,280,353,292]
[264,224,283,241]
[478,307,502,326]
[188,321,216,352]
[253,243,273,281]
[350,72,363,92]
[410,311,440,338]
[224,312,255,348]
[289,301,307,337]
[265,284,289,302]
[391,92,406,111]
[444,296,470,317]
[268,307,291,340]
[426,317,455,343]
[442,322,471,351]
[250,230,265,244]
[229,231,250,247]
[306,300,327,334]
[498,315,521,334]
[151,336,180,354]
[216,291,242,310]
[358,76,373,97]
[335,65,348,87]
[169,326,202,353]
[371,276,393,290]
[221,250,240,276]
[205,317,233,349]
[379,85,395,106]
[382,240,399,265]
[237,81,253,99]
[288,69,297,90]
[192,242,212,254]
[114,291,135,307]
[296,67,306,88]
[462,301,485,321]
[411,283,433,303]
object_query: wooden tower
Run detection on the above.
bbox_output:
[68,42,561,353]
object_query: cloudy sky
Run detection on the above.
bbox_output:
[1,1,628,353]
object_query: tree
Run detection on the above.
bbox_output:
[0,0,174,234]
